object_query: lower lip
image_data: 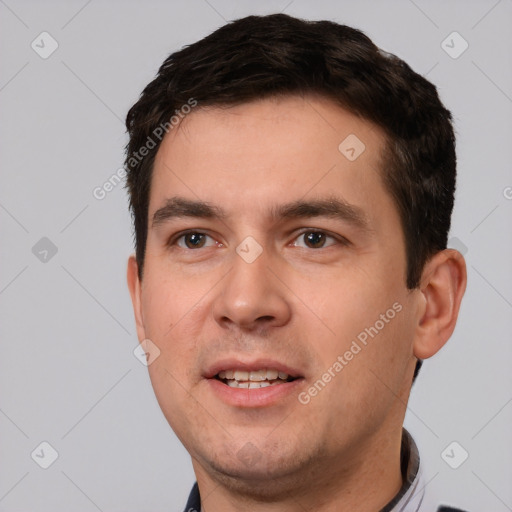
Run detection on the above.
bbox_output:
[206,378,304,408]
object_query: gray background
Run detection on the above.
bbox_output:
[1,0,511,510]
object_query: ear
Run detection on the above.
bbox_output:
[127,254,147,342]
[413,249,467,360]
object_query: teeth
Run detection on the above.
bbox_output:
[249,370,267,381]
[217,367,295,388]
[227,380,278,389]
[267,369,279,380]
[220,368,291,382]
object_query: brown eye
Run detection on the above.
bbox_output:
[185,233,205,248]
[176,232,215,249]
[291,231,337,249]
[304,232,327,248]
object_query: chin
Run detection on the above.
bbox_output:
[209,463,302,501]
[201,441,323,500]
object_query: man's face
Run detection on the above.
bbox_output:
[128,95,423,489]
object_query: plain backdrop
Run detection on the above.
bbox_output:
[1,1,511,511]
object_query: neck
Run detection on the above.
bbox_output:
[192,423,405,512]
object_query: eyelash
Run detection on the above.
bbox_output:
[292,229,350,248]
[168,229,350,250]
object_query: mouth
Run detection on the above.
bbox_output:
[204,359,304,406]
[214,368,298,389]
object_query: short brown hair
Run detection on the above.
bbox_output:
[125,13,457,293]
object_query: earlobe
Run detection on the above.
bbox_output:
[127,255,146,341]
[413,249,467,360]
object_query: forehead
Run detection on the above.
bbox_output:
[149,95,395,229]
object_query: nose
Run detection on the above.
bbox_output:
[212,247,292,333]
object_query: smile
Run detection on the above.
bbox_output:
[215,368,296,388]
[205,360,304,407]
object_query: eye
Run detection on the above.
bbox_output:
[291,230,340,249]
[175,232,219,249]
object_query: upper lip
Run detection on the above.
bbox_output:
[204,358,303,379]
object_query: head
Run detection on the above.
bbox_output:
[126,14,466,499]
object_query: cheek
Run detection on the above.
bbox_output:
[146,359,207,452]
[141,268,202,337]
[298,269,400,349]
[307,304,414,445]
[140,280,206,398]
[303,276,413,399]
[339,301,415,412]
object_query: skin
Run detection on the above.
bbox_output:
[127,95,467,511]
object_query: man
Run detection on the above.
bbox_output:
[125,13,467,512]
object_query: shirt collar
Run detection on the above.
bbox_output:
[380,428,425,512]
[183,428,424,512]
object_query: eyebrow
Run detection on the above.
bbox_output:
[152,197,226,227]
[151,196,373,233]
[271,196,373,233]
